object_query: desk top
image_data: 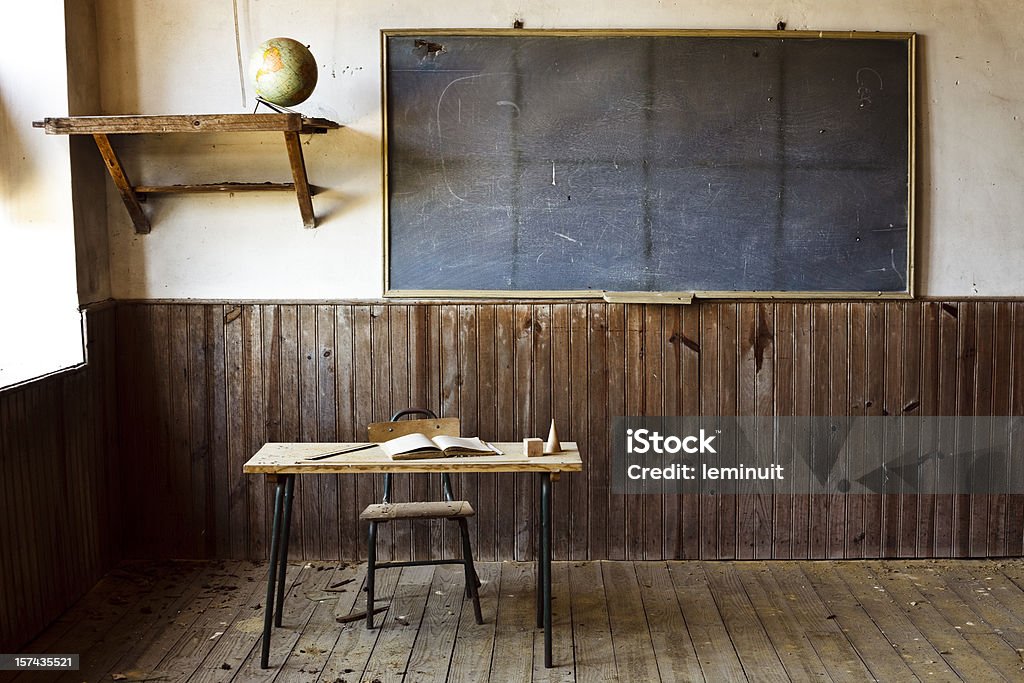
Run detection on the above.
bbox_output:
[243,441,583,474]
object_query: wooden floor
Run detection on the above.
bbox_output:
[12,559,1024,682]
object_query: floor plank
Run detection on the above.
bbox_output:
[602,561,661,682]
[863,562,1020,681]
[19,563,164,674]
[799,562,921,682]
[62,561,207,683]
[110,562,262,682]
[222,561,342,682]
[272,561,366,681]
[764,563,875,683]
[731,562,833,682]
[447,562,501,683]
[403,565,465,682]
[829,562,962,681]
[151,560,272,681]
[99,562,219,682]
[19,559,1024,682]
[633,561,703,682]
[315,565,402,683]
[946,561,1024,653]
[568,562,616,683]
[666,561,746,682]
[488,563,535,683]
[359,564,435,682]
[700,562,790,680]
[532,560,575,683]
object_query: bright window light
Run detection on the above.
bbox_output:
[0,2,85,388]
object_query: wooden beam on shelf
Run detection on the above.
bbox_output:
[135,182,296,195]
[298,117,340,134]
[92,133,150,234]
[33,113,340,135]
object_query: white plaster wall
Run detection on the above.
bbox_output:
[0,2,84,386]
[91,0,1024,298]
[66,0,112,304]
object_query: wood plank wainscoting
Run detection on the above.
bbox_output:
[114,301,1024,564]
[0,305,119,651]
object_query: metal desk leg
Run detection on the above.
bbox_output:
[274,474,295,626]
[540,472,553,668]
[536,475,543,628]
[261,476,286,669]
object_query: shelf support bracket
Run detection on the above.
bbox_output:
[92,133,151,234]
[283,131,315,229]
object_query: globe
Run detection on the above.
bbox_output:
[249,37,318,107]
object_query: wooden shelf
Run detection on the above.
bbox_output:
[33,113,340,233]
[134,183,297,195]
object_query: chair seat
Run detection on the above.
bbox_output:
[360,500,475,522]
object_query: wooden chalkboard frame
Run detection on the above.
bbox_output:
[382,29,916,301]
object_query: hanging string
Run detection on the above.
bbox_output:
[232,0,247,107]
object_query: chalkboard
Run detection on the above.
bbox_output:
[383,30,915,298]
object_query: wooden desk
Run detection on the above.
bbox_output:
[243,442,583,669]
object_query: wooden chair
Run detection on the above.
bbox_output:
[360,408,483,628]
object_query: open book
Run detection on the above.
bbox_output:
[380,433,497,460]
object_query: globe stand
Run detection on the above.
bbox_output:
[253,96,300,116]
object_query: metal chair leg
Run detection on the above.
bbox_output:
[467,561,482,596]
[458,518,483,625]
[366,521,377,629]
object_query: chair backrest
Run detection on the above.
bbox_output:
[367,417,461,443]
[369,409,462,503]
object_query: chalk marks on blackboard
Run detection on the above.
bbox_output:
[495,100,521,116]
[706,182,725,208]
[891,248,906,288]
[435,72,519,207]
[856,67,884,109]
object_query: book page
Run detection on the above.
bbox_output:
[432,435,493,455]
[379,432,442,458]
